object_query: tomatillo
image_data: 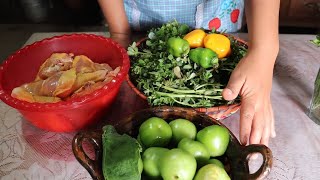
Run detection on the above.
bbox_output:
[138,117,172,148]
[196,125,230,157]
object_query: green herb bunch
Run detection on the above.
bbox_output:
[310,34,320,47]
[128,21,247,108]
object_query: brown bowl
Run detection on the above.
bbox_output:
[72,106,272,180]
[126,35,248,120]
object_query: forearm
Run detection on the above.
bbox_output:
[97,0,131,36]
[245,0,280,63]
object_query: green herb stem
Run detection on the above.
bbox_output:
[161,85,223,95]
[136,52,153,56]
[171,98,198,107]
[194,83,222,90]
[155,91,223,99]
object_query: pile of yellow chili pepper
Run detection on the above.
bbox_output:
[181,29,231,69]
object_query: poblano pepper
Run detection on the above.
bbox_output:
[167,37,190,57]
[189,47,219,68]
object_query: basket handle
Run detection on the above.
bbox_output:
[72,131,103,180]
[241,144,273,180]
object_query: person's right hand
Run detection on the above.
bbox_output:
[110,32,131,48]
[222,48,277,147]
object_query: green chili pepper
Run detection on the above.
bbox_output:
[189,48,202,64]
[167,37,190,57]
[189,48,219,69]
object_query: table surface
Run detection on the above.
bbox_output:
[0,32,319,180]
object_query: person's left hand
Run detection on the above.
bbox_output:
[222,49,278,146]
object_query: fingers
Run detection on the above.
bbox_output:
[249,110,265,145]
[222,70,246,101]
[239,93,275,147]
[239,96,255,145]
[270,103,276,138]
[259,101,272,146]
[246,100,273,147]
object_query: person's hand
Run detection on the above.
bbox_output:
[222,49,277,146]
[110,32,131,48]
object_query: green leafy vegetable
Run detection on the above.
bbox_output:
[102,125,142,180]
[310,34,320,47]
[128,21,247,108]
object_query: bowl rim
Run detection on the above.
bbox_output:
[126,34,247,110]
[0,33,130,111]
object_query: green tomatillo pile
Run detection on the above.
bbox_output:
[138,117,231,180]
[128,21,247,108]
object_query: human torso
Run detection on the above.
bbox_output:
[124,0,244,32]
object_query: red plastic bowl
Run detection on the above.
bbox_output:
[0,34,130,132]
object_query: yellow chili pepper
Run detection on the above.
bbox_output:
[203,34,231,59]
[183,29,206,48]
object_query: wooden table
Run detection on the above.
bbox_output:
[0,32,319,179]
